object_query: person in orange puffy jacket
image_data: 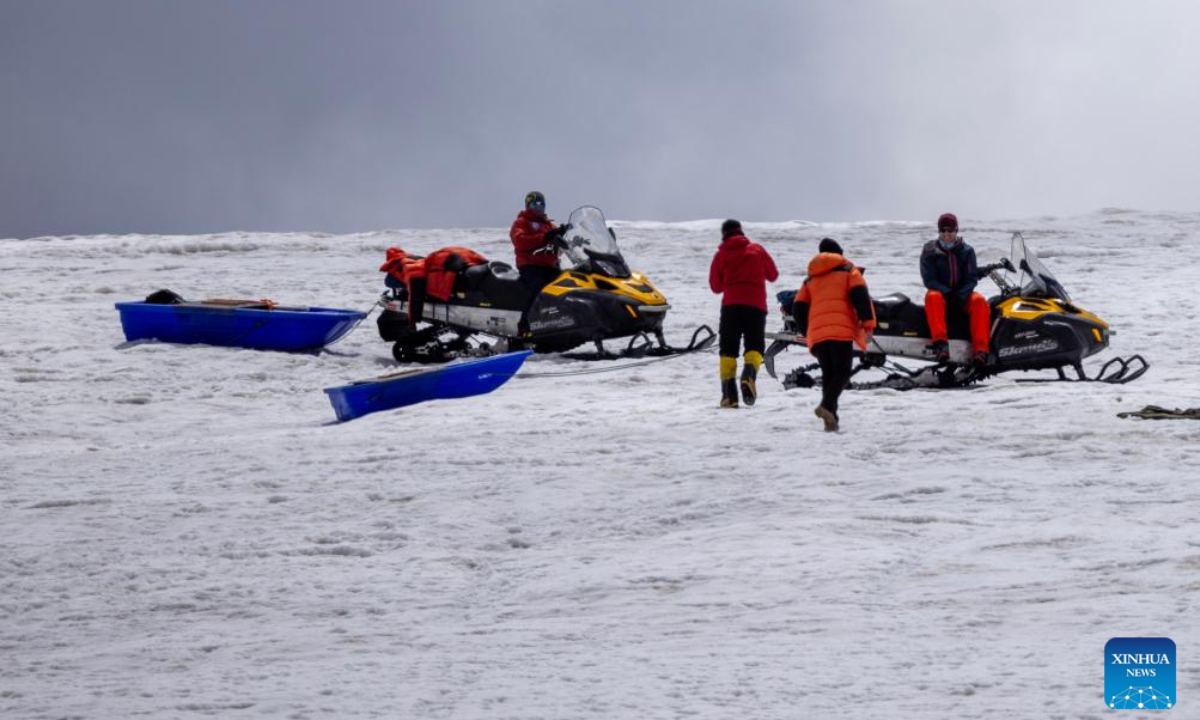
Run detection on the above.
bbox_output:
[709,219,779,408]
[791,238,876,431]
[510,190,569,295]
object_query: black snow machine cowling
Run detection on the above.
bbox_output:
[764,232,1148,390]
[376,206,714,363]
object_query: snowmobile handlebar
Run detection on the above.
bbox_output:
[534,224,573,254]
[985,258,1019,295]
[977,258,1015,277]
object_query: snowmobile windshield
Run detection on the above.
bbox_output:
[1010,232,1070,300]
[562,206,631,278]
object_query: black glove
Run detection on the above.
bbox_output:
[546,224,571,249]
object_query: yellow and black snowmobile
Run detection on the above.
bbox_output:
[377,206,713,362]
[765,233,1148,389]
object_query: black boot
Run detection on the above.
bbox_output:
[720,379,739,408]
[740,363,758,406]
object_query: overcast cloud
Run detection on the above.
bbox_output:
[2,0,1198,238]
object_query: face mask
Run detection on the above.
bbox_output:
[938,236,958,251]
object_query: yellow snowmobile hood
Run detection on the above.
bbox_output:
[540,270,669,307]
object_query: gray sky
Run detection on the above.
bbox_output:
[2,0,1199,238]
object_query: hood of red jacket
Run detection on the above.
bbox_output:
[720,234,750,251]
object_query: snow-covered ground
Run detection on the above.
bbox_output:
[3,209,1198,719]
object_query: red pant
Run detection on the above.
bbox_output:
[925,290,990,353]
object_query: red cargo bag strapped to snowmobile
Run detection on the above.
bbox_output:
[380,247,429,320]
[380,247,427,288]
[424,247,488,301]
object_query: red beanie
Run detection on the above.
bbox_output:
[937,213,958,232]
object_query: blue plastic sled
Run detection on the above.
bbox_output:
[323,350,533,422]
[115,301,365,352]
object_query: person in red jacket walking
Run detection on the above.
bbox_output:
[510,190,569,294]
[791,238,876,431]
[709,219,779,408]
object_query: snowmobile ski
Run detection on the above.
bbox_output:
[561,324,716,360]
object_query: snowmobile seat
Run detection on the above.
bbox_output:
[873,292,973,340]
[462,262,492,291]
[872,293,912,321]
[475,262,532,310]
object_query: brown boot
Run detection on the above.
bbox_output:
[814,405,839,432]
[720,379,739,408]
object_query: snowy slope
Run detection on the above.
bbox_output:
[2,209,1198,719]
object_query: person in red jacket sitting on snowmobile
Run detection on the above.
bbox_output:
[510,190,570,295]
[921,212,990,367]
[709,219,779,408]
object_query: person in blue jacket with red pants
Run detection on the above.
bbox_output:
[709,219,779,408]
[921,212,991,366]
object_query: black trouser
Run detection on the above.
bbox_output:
[812,340,854,416]
[519,265,561,295]
[718,305,767,358]
[407,276,427,321]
